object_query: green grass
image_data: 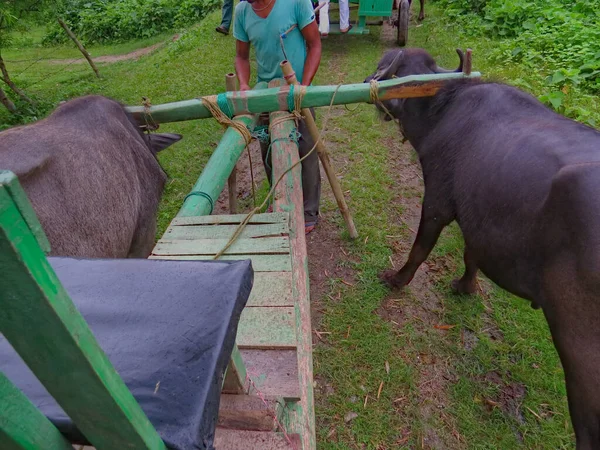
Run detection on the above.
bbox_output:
[1,4,577,448]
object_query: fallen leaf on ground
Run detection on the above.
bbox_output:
[434,324,456,330]
[344,411,358,423]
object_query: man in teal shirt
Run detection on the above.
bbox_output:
[234,0,322,234]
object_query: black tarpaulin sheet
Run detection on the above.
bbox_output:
[0,257,253,450]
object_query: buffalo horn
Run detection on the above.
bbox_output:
[434,48,465,73]
[374,50,404,80]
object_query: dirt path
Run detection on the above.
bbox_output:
[46,35,179,65]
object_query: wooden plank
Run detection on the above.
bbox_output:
[269,81,316,449]
[237,307,297,349]
[248,272,293,307]
[218,394,282,431]
[0,186,166,450]
[0,171,50,253]
[152,236,289,256]
[222,344,248,395]
[0,372,73,450]
[164,222,288,240]
[148,254,292,272]
[214,428,301,449]
[242,350,301,400]
[170,212,288,226]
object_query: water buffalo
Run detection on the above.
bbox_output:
[0,95,181,258]
[366,48,600,448]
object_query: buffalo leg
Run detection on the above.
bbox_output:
[418,0,425,21]
[451,246,478,294]
[380,205,451,289]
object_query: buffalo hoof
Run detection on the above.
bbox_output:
[451,278,477,295]
[379,269,410,289]
[418,14,425,21]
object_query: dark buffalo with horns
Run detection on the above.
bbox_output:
[366,48,600,448]
[0,95,181,258]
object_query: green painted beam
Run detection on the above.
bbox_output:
[0,170,50,253]
[0,373,73,450]
[126,72,481,125]
[177,82,268,217]
[0,175,166,450]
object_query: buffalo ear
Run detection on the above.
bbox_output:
[147,133,182,154]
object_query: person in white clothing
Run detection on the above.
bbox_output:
[318,0,351,37]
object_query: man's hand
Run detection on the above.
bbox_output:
[239,83,251,91]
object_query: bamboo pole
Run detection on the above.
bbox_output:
[280,60,358,239]
[176,82,268,217]
[225,73,238,214]
[126,71,482,125]
[57,18,101,78]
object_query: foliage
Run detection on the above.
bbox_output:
[433,0,600,125]
[0,1,50,48]
[43,0,220,45]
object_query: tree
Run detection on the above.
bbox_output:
[0,1,45,112]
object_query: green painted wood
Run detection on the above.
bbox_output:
[0,171,50,253]
[243,349,301,400]
[326,23,370,34]
[247,272,293,307]
[177,82,268,217]
[148,254,292,272]
[359,0,393,16]
[153,236,290,256]
[222,344,248,394]
[237,307,297,349]
[171,212,288,226]
[268,80,316,449]
[126,72,482,124]
[165,222,288,240]
[0,372,73,450]
[0,186,166,450]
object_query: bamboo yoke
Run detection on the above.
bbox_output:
[129,50,480,254]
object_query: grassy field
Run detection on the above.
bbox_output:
[2,4,578,448]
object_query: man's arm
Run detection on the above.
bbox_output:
[235,39,252,91]
[300,21,321,86]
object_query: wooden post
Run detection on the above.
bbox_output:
[57,18,101,78]
[0,173,166,450]
[226,73,239,214]
[0,372,73,450]
[126,71,482,125]
[0,54,35,106]
[0,85,16,113]
[464,48,473,76]
[280,60,359,239]
[268,78,316,449]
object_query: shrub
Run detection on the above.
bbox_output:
[44,0,220,45]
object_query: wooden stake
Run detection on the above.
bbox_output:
[280,60,359,239]
[225,73,238,214]
[464,49,473,76]
[57,18,101,78]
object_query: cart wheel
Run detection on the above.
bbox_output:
[397,0,410,46]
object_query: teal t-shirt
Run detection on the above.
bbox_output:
[233,0,315,84]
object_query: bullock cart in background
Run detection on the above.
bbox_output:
[0,57,479,449]
[320,0,415,46]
